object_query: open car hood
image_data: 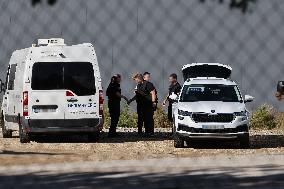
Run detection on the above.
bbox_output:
[182,63,232,81]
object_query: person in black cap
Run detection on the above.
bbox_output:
[129,73,157,136]
[162,73,182,122]
[106,74,128,138]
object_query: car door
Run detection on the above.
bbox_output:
[29,62,65,120]
[63,62,99,120]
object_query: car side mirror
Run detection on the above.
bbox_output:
[169,93,178,102]
[0,79,4,93]
[244,95,254,103]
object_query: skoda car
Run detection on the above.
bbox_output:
[171,63,254,148]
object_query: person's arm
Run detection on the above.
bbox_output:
[162,94,169,106]
[128,95,136,105]
[116,92,128,102]
[150,90,156,103]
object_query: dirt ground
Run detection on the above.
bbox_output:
[0,128,284,166]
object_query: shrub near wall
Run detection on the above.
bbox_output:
[103,105,172,129]
[250,105,277,129]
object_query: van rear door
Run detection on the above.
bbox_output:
[30,62,65,120]
[63,62,99,120]
[182,63,232,81]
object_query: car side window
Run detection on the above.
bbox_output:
[7,64,17,90]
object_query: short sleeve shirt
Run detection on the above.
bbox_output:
[136,81,155,105]
[106,82,121,102]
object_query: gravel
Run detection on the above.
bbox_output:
[0,127,284,166]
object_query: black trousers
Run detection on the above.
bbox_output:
[108,101,120,134]
[142,104,154,134]
[137,104,144,133]
[168,103,173,122]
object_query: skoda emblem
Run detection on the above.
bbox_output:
[211,110,215,113]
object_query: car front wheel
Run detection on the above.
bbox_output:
[174,134,185,148]
[239,133,250,149]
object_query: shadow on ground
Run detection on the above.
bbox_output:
[0,165,283,189]
[0,150,65,156]
[31,131,284,150]
[33,131,172,143]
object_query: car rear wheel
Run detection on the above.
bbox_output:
[239,134,250,149]
[174,134,185,148]
[19,123,30,143]
[1,114,12,138]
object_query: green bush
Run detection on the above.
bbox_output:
[103,104,172,128]
[154,106,172,128]
[250,104,277,129]
[118,105,138,128]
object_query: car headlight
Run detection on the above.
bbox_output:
[178,109,192,116]
[234,111,247,117]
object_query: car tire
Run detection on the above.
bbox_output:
[1,114,12,138]
[239,134,250,149]
[88,132,100,142]
[185,140,192,147]
[174,134,184,148]
[19,122,30,143]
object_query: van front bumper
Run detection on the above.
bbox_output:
[21,118,103,134]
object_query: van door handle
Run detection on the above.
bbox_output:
[67,98,78,102]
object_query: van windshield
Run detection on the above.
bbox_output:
[180,84,242,102]
[32,62,96,96]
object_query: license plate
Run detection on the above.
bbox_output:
[33,109,56,113]
[202,125,224,130]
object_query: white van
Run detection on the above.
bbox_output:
[171,63,254,148]
[0,38,104,143]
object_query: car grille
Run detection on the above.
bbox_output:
[192,113,234,123]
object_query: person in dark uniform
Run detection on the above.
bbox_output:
[143,72,158,105]
[129,73,157,136]
[106,74,128,138]
[162,73,182,122]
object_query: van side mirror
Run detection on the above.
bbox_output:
[0,79,4,93]
[244,95,254,103]
[169,93,178,102]
[277,81,284,95]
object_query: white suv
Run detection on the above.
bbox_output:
[171,63,254,148]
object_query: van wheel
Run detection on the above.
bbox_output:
[19,123,30,143]
[239,134,250,149]
[88,132,100,142]
[1,115,12,138]
[174,134,184,148]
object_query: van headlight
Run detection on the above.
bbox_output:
[178,109,192,117]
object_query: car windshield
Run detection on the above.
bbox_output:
[180,84,242,102]
[31,62,96,96]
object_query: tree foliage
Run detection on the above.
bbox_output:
[199,0,258,13]
[31,0,257,13]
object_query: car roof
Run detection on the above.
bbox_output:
[184,78,237,85]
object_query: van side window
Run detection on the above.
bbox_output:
[8,64,17,90]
